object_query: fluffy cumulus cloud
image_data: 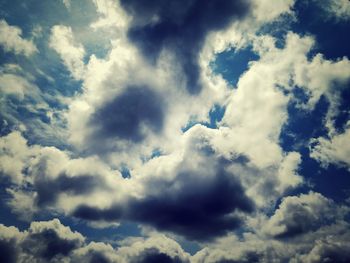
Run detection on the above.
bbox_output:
[0,20,37,56]
[0,219,84,263]
[0,219,192,263]
[2,215,350,263]
[311,124,350,170]
[72,126,255,240]
[1,0,350,262]
[263,192,347,238]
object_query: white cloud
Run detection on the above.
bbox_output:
[311,124,350,170]
[0,219,190,263]
[0,20,37,56]
[91,0,130,30]
[217,33,311,169]
[316,0,350,21]
[0,131,38,184]
[49,25,86,80]
[263,192,345,237]
[252,0,296,23]
[62,0,71,10]
[0,73,38,100]
[298,233,350,263]
[0,131,128,219]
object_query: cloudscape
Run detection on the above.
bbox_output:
[0,0,350,262]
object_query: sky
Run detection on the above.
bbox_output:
[0,0,350,262]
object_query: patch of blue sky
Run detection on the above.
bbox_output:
[120,165,131,179]
[291,0,350,60]
[332,81,350,133]
[280,90,350,203]
[181,104,226,132]
[258,13,294,49]
[210,46,259,87]
[280,93,329,153]
[176,239,201,256]
[141,148,164,163]
[299,147,350,203]
[280,80,350,153]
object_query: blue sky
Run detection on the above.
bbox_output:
[0,0,350,262]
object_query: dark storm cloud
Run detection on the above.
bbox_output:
[132,248,188,263]
[21,228,80,260]
[73,204,123,221]
[0,239,18,263]
[90,85,164,143]
[127,167,254,240]
[86,251,111,263]
[120,0,251,94]
[73,163,254,241]
[34,173,100,207]
[212,251,261,263]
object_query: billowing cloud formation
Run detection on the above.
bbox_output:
[0,219,84,263]
[73,157,254,240]
[2,216,350,263]
[311,124,350,170]
[0,219,191,263]
[1,130,255,240]
[120,0,250,94]
[264,192,347,238]
[1,0,350,262]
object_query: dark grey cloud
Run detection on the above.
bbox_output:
[0,219,84,263]
[0,219,191,262]
[87,252,111,263]
[214,251,261,263]
[305,241,350,263]
[0,239,18,263]
[73,160,254,241]
[21,228,80,260]
[34,173,100,207]
[120,0,251,94]
[127,166,254,240]
[89,85,165,144]
[73,204,123,221]
[266,193,340,239]
[131,248,188,263]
